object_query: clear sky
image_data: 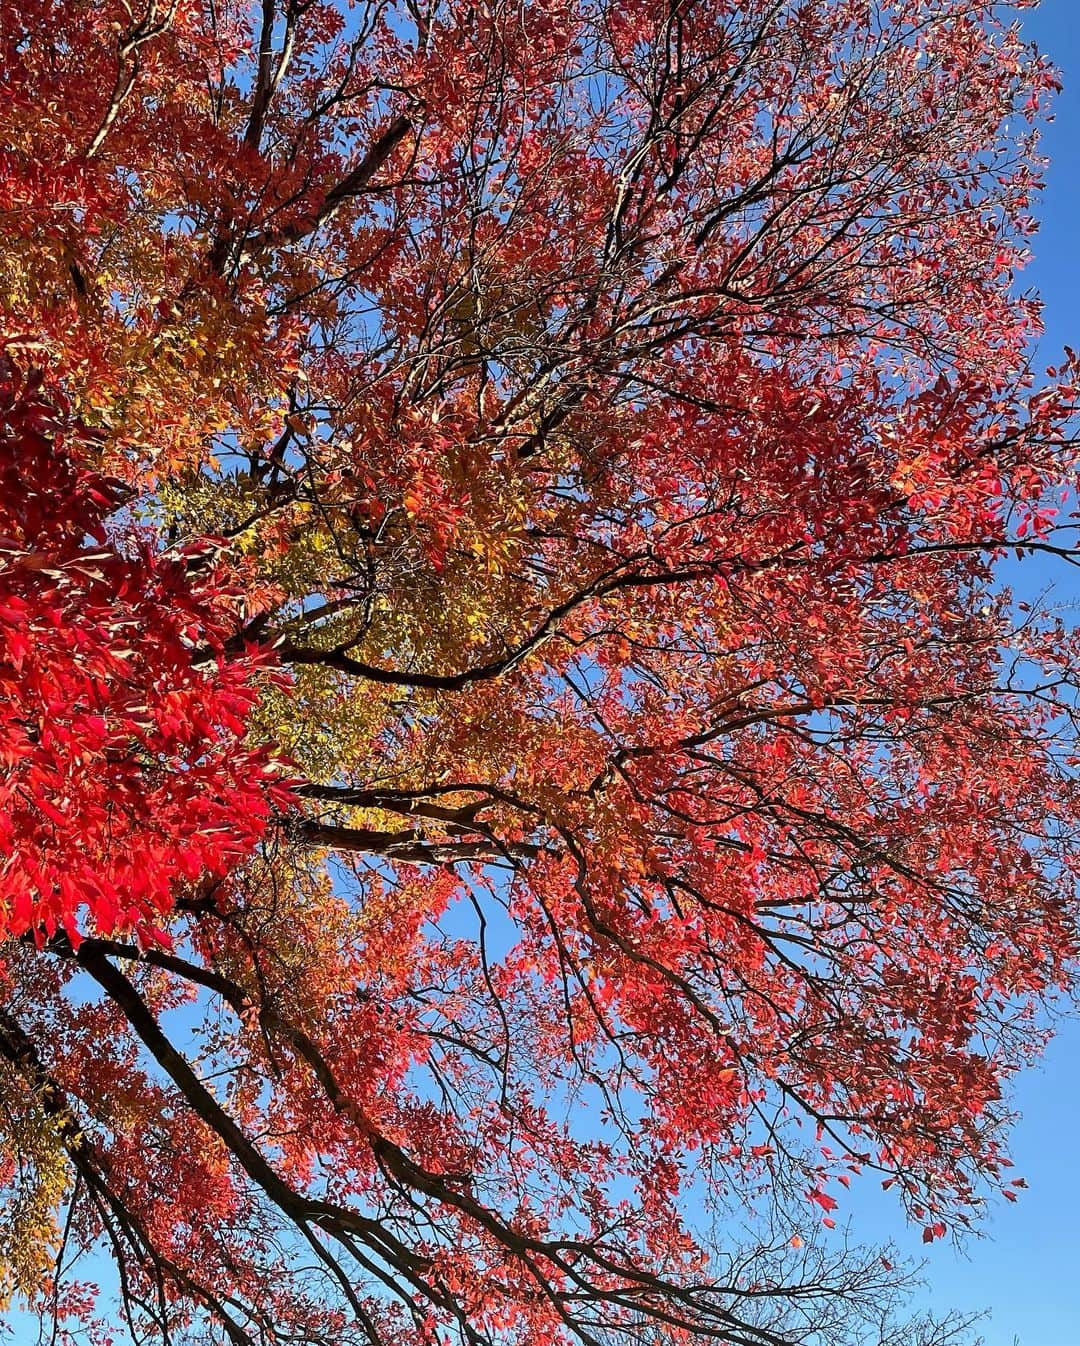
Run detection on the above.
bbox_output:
[833,5,1080,1342]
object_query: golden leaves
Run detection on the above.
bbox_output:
[0,1065,69,1310]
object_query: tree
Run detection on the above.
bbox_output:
[0,0,1078,1342]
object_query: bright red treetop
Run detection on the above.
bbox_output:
[0,1,1078,1344]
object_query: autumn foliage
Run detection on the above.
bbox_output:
[1,1,1080,1343]
[0,362,290,945]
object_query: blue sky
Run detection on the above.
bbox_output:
[829,6,1080,1343]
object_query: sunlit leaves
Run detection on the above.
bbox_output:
[1,1,1079,1344]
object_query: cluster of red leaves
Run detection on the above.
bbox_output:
[0,358,290,944]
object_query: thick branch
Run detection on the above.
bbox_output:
[246,114,413,252]
[295,818,547,865]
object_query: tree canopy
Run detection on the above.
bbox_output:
[1,1,1079,1343]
